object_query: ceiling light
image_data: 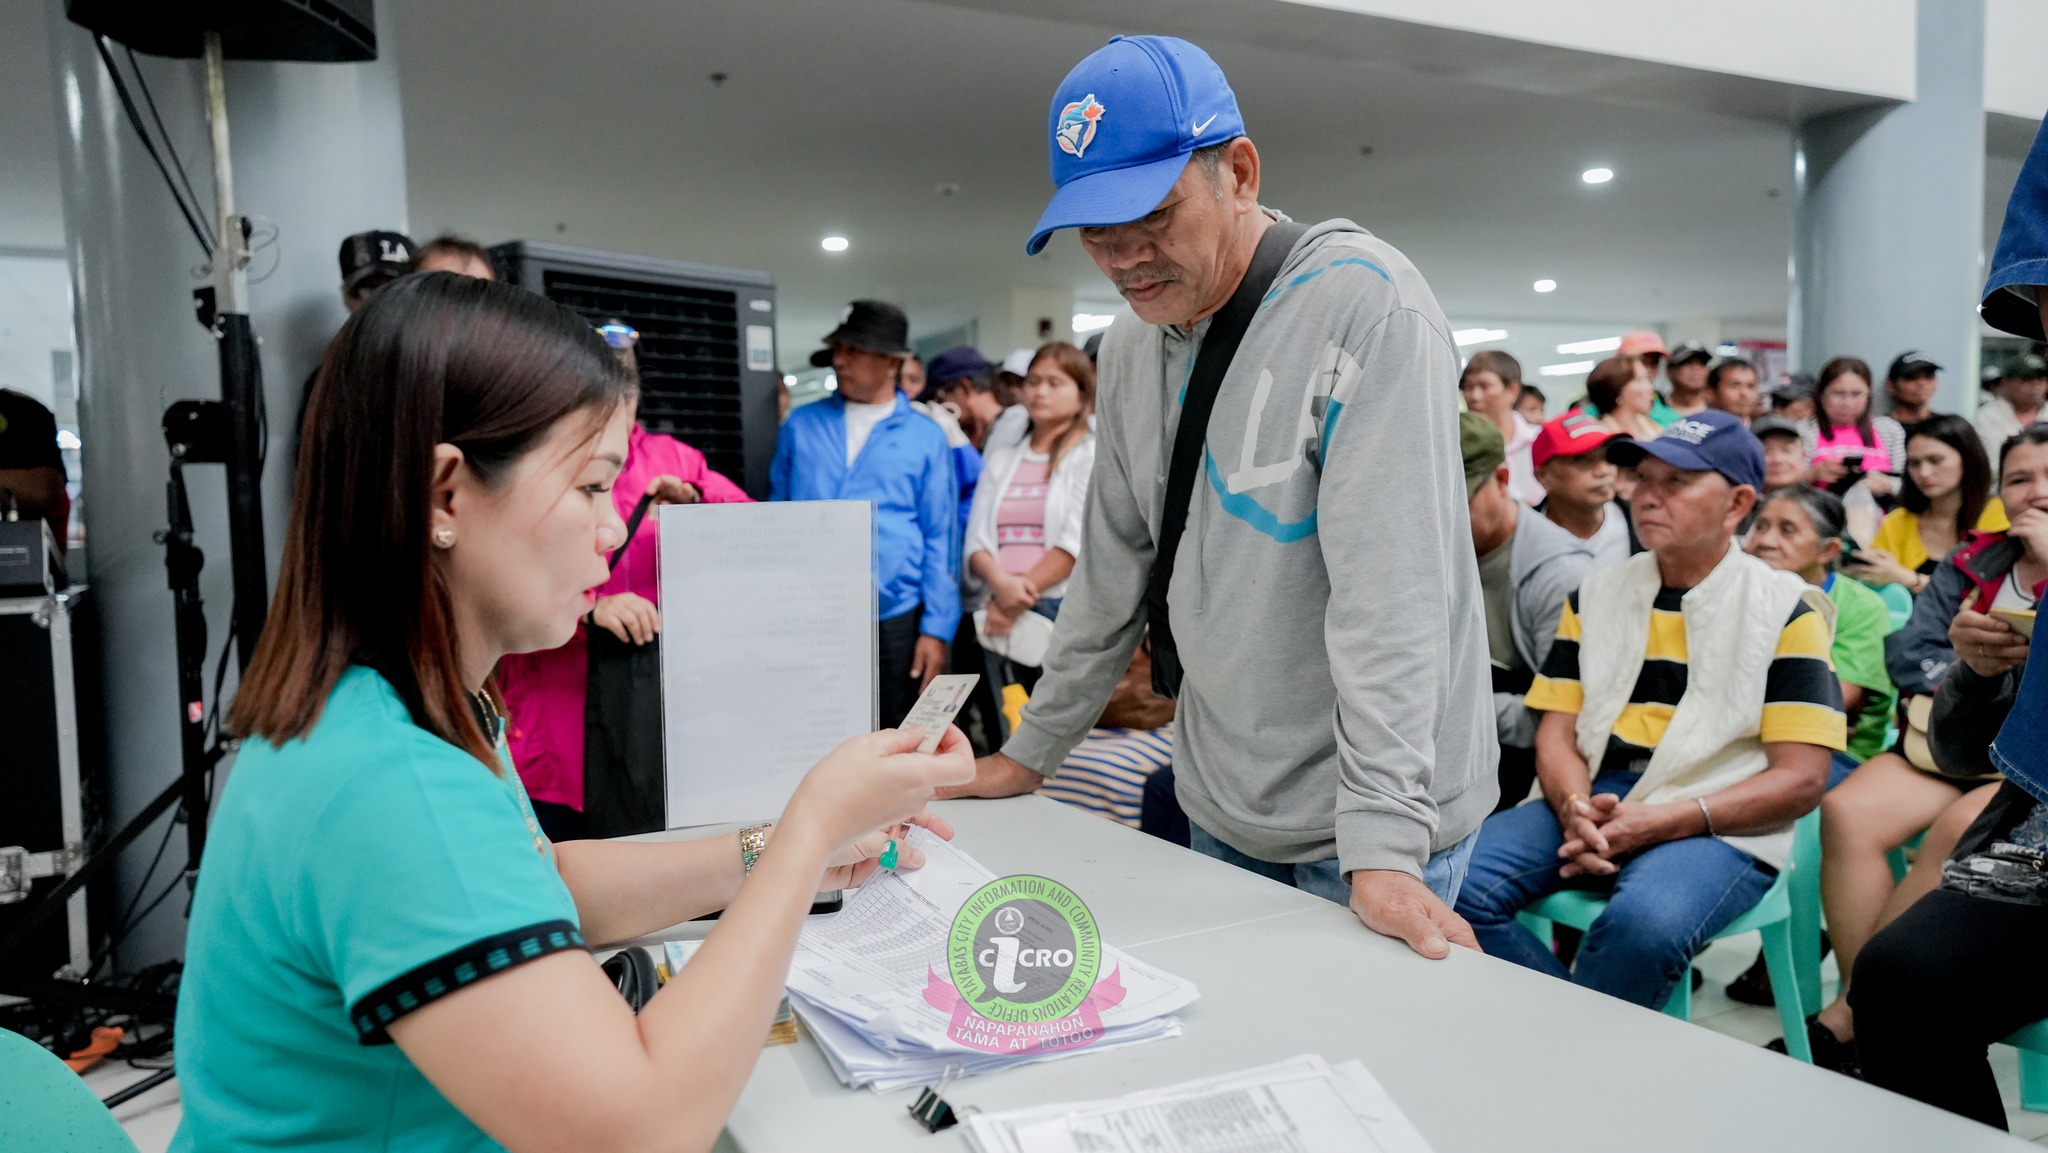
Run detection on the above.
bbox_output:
[1533,279,1557,293]
[1555,336,1621,355]
[782,374,797,386]
[821,236,849,252]
[1581,167,1614,185]
[1453,328,1508,347]
[1539,360,1597,377]
[1072,312,1118,334]
[823,373,838,390]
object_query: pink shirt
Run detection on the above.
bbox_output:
[996,454,1051,574]
[498,425,750,810]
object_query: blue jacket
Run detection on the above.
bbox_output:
[769,393,960,639]
[1984,117,2048,340]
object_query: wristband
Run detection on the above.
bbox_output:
[739,824,769,874]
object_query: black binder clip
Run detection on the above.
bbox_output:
[908,1063,964,1132]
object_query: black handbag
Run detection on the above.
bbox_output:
[582,492,667,838]
[1146,220,1307,699]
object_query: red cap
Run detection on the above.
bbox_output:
[1619,330,1668,359]
[1531,411,1624,469]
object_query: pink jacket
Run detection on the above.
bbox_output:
[499,425,750,810]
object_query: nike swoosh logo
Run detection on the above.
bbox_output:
[1192,114,1219,135]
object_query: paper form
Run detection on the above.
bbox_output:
[657,500,874,827]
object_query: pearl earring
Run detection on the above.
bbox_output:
[434,528,455,548]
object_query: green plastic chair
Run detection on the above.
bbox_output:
[1874,581,1914,632]
[1517,809,1821,1063]
[2005,1021,2048,1112]
[0,1028,139,1152]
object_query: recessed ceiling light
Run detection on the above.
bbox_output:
[1533,279,1557,293]
[1556,336,1621,355]
[1452,328,1508,347]
[1581,167,1614,185]
[1539,360,1597,377]
[821,236,849,252]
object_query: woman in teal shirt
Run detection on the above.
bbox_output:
[171,273,973,1152]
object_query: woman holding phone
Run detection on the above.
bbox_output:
[170,273,973,1153]
[1846,415,2004,595]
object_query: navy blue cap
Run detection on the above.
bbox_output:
[925,345,992,387]
[1605,409,1765,492]
[1025,36,1246,255]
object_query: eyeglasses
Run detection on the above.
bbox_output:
[596,323,639,350]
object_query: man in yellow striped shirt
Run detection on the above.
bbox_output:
[1454,410,1844,1009]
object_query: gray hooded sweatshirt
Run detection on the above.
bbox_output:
[1003,214,1499,877]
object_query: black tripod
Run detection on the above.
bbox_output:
[0,32,268,1063]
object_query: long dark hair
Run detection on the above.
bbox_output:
[1898,414,1991,537]
[1584,354,1645,416]
[1814,356,1875,444]
[230,273,632,769]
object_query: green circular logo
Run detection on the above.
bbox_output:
[946,874,1100,1023]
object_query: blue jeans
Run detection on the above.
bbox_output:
[1453,771,1777,1009]
[1189,823,1479,907]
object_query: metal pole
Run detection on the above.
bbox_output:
[203,32,247,315]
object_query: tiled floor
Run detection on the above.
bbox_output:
[101,933,2048,1150]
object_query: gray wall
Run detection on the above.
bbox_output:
[43,1,409,969]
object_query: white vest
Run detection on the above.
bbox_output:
[1574,543,1835,869]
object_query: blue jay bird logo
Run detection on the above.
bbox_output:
[1055,95,1106,159]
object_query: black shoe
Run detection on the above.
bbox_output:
[1727,952,1774,1005]
[1692,967,1704,993]
[1766,1018,1862,1078]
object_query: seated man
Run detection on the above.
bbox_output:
[1530,412,1637,569]
[1462,414,1598,809]
[1455,410,1845,1009]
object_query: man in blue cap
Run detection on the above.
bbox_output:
[1453,410,1846,1009]
[942,35,1497,959]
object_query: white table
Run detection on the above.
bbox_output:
[635,796,2029,1152]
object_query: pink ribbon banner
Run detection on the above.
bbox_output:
[921,965,1128,1054]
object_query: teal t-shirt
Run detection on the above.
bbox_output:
[1826,573,1898,764]
[170,667,583,1153]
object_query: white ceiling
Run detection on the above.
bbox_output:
[2,0,2033,369]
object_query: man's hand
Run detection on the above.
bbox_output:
[909,636,948,693]
[1554,793,1618,877]
[1951,609,2029,679]
[1348,870,1479,960]
[934,752,1044,800]
[1559,799,1689,877]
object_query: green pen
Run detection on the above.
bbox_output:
[879,839,900,871]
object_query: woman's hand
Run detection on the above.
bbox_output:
[1951,609,2030,679]
[1842,547,1911,589]
[2009,506,2048,561]
[777,727,976,861]
[1860,471,1898,498]
[983,599,1017,639]
[590,592,660,645]
[645,475,701,505]
[1812,457,1848,486]
[817,810,956,890]
[990,572,1039,616]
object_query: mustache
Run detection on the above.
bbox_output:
[1112,261,1186,292]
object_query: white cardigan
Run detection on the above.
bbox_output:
[1574,543,1835,869]
[963,406,1096,603]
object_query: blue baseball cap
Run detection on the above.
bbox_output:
[1605,408,1765,491]
[1024,35,1246,256]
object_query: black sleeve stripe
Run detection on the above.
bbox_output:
[1539,637,1581,681]
[349,919,586,1045]
[1785,601,1814,624]
[1764,655,1844,708]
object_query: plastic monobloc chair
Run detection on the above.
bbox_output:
[1516,809,1821,1063]
[0,1027,140,1153]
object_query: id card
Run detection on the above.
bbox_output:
[901,674,979,753]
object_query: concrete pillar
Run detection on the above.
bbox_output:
[1790,0,1985,417]
[44,1,408,969]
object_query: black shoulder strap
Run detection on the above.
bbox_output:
[1145,219,1307,697]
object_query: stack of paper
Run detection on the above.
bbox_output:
[784,826,1198,1093]
[960,1054,1438,1153]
